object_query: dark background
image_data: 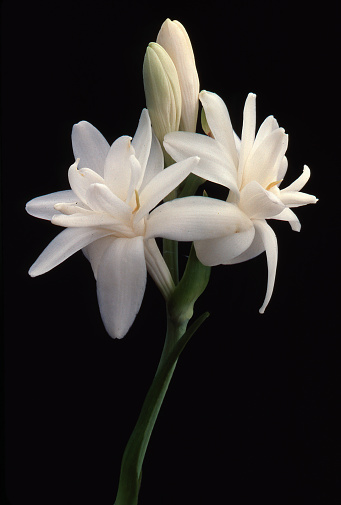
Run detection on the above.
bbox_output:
[1,0,339,504]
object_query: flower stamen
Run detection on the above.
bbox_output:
[132,190,141,214]
[266,179,283,191]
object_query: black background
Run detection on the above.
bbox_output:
[1,1,339,504]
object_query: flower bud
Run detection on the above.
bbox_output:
[143,41,182,160]
[157,19,199,133]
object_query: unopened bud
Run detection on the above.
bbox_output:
[157,19,199,133]
[143,42,181,164]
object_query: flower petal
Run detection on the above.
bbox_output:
[239,181,285,219]
[85,183,132,221]
[28,227,113,277]
[224,223,266,264]
[131,108,152,185]
[83,235,114,279]
[164,131,239,194]
[96,236,147,339]
[103,135,134,200]
[252,115,279,151]
[26,190,77,220]
[271,207,301,232]
[281,165,311,192]
[242,128,288,188]
[146,196,253,241]
[253,220,278,314]
[238,93,256,187]
[126,155,143,204]
[72,121,110,177]
[51,211,132,234]
[194,226,255,266]
[279,190,318,207]
[135,156,199,222]
[199,90,238,167]
[144,238,174,299]
[68,159,105,204]
[139,131,164,192]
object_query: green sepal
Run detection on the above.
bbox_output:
[114,311,209,505]
[168,244,211,325]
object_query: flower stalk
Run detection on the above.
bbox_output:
[113,311,209,505]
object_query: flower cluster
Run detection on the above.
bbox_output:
[26,18,317,338]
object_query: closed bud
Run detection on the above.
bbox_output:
[157,19,199,133]
[143,42,181,165]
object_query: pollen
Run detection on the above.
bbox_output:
[266,179,283,191]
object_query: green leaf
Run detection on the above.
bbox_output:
[114,312,209,505]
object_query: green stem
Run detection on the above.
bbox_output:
[162,238,179,285]
[113,311,209,505]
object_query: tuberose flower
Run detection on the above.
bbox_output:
[27,108,245,338]
[26,109,199,338]
[164,91,318,313]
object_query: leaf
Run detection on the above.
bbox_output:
[114,311,209,505]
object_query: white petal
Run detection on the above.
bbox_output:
[279,190,318,207]
[135,156,199,222]
[242,128,288,188]
[51,211,130,233]
[83,235,114,279]
[277,156,288,181]
[252,115,279,151]
[281,165,311,192]
[272,207,301,232]
[146,196,253,241]
[126,155,142,204]
[131,108,152,185]
[72,121,110,177]
[224,224,266,264]
[28,227,113,277]
[144,238,174,299]
[253,220,278,314]
[68,159,105,204]
[85,183,132,221]
[54,202,91,215]
[103,136,134,200]
[238,93,256,187]
[164,131,239,195]
[139,131,164,192]
[96,236,147,339]
[199,90,238,167]
[194,226,256,266]
[239,181,285,219]
[26,190,77,220]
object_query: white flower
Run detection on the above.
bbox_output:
[27,108,243,338]
[26,109,201,338]
[156,18,200,133]
[164,91,318,313]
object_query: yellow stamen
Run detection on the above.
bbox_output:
[132,190,141,214]
[266,179,283,191]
